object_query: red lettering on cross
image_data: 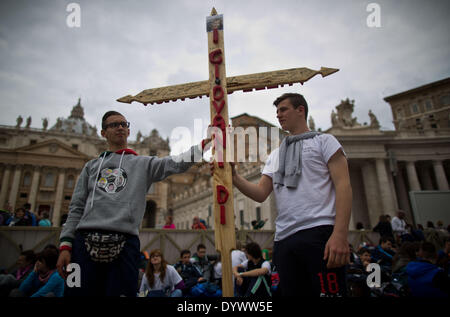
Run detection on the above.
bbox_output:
[209,49,223,64]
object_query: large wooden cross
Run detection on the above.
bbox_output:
[118,8,338,297]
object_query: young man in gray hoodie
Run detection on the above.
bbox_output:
[57,111,209,296]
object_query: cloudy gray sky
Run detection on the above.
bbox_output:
[0,0,449,154]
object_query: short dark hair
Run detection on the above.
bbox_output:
[23,203,31,210]
[273,93,308,120]
[244,242,262,260]
[357,247,370,256]
[36,248,59,270]
[20,250,36,264]
[197,244,206,251]
[379,236,394,245]
[180,249,191,257]
[102,111,124,130]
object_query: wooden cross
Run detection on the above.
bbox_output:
[118,8,339,297]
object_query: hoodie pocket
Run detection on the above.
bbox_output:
[81,200,133,226]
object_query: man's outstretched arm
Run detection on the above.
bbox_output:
[231,164,273,203]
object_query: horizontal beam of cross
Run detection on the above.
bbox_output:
[117,67,338,105]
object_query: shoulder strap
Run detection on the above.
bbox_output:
[250,275,272,297]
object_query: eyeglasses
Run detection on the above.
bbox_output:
[104,121,130,129]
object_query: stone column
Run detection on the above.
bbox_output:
[406,161,421,191]
[0,165,12,209]
[52,169,66,227]
[432,160,449,190]
[8,165,22,211]
[375,158,397,215]
[28,166,41,213]
[393,164,413,222]
[418,163,434,190]
[361,160,383,228]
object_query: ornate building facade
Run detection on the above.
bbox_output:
[170,78,450,230]
[0,99,174,228]
[1,78,449,230]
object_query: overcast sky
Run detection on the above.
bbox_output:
[0,0,449,154]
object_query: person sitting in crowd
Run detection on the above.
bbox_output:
[139,249,184,297]
[191,216,207,230]
[162,215,175,229]
[347,247,373,297]
[371,236,396,269]
[0,250,36,297]
[190,244,215,282]
[23,203,37,226]
[174,249,205,296]
[233,242,272,297]
[6,208,33,226]
[38,213,51,227]
[406,241,449,297]
[16,248,64,297]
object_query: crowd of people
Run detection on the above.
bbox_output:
[1,217,448,298]
[0,203,52,227]
[348,214,449,297]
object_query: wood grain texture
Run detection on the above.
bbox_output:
[117,67,339,105]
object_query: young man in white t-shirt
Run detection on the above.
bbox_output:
[229,93,352,297]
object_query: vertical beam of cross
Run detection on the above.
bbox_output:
[207,8,236,298]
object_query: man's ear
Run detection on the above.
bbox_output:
[100,129,106,138]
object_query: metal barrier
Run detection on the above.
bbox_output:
[0,227,378,272]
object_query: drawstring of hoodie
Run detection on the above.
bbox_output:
[118,151,125,172]
[91,152,107,208]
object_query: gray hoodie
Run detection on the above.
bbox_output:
[59,145,203,246]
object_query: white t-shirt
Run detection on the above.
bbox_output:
[139,265,183,292]
[213,262,222,279]
[391,217,407,235]
[262,133,345,241]
[241,260,272,275]
[231,250,247,268]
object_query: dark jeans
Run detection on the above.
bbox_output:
[65,230,140,297]
[273,225,347,297]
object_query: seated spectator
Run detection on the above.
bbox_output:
[38,213,52,227]
[192,216,207,230]
[373,215,394,239]
[347,248,372,297]
[17,248,64,297]
[0,208,11,226]
[406,242,449,297]
[233,242,272,297]
[392,241,419,274]
[139,249,184,297]
[371,236,395,284]
[162,215,175,229]
[0,250,36,297]
[174,249,205,296]
[6,207,33,226]
[23,203,37,226]
[190,244,215,282]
